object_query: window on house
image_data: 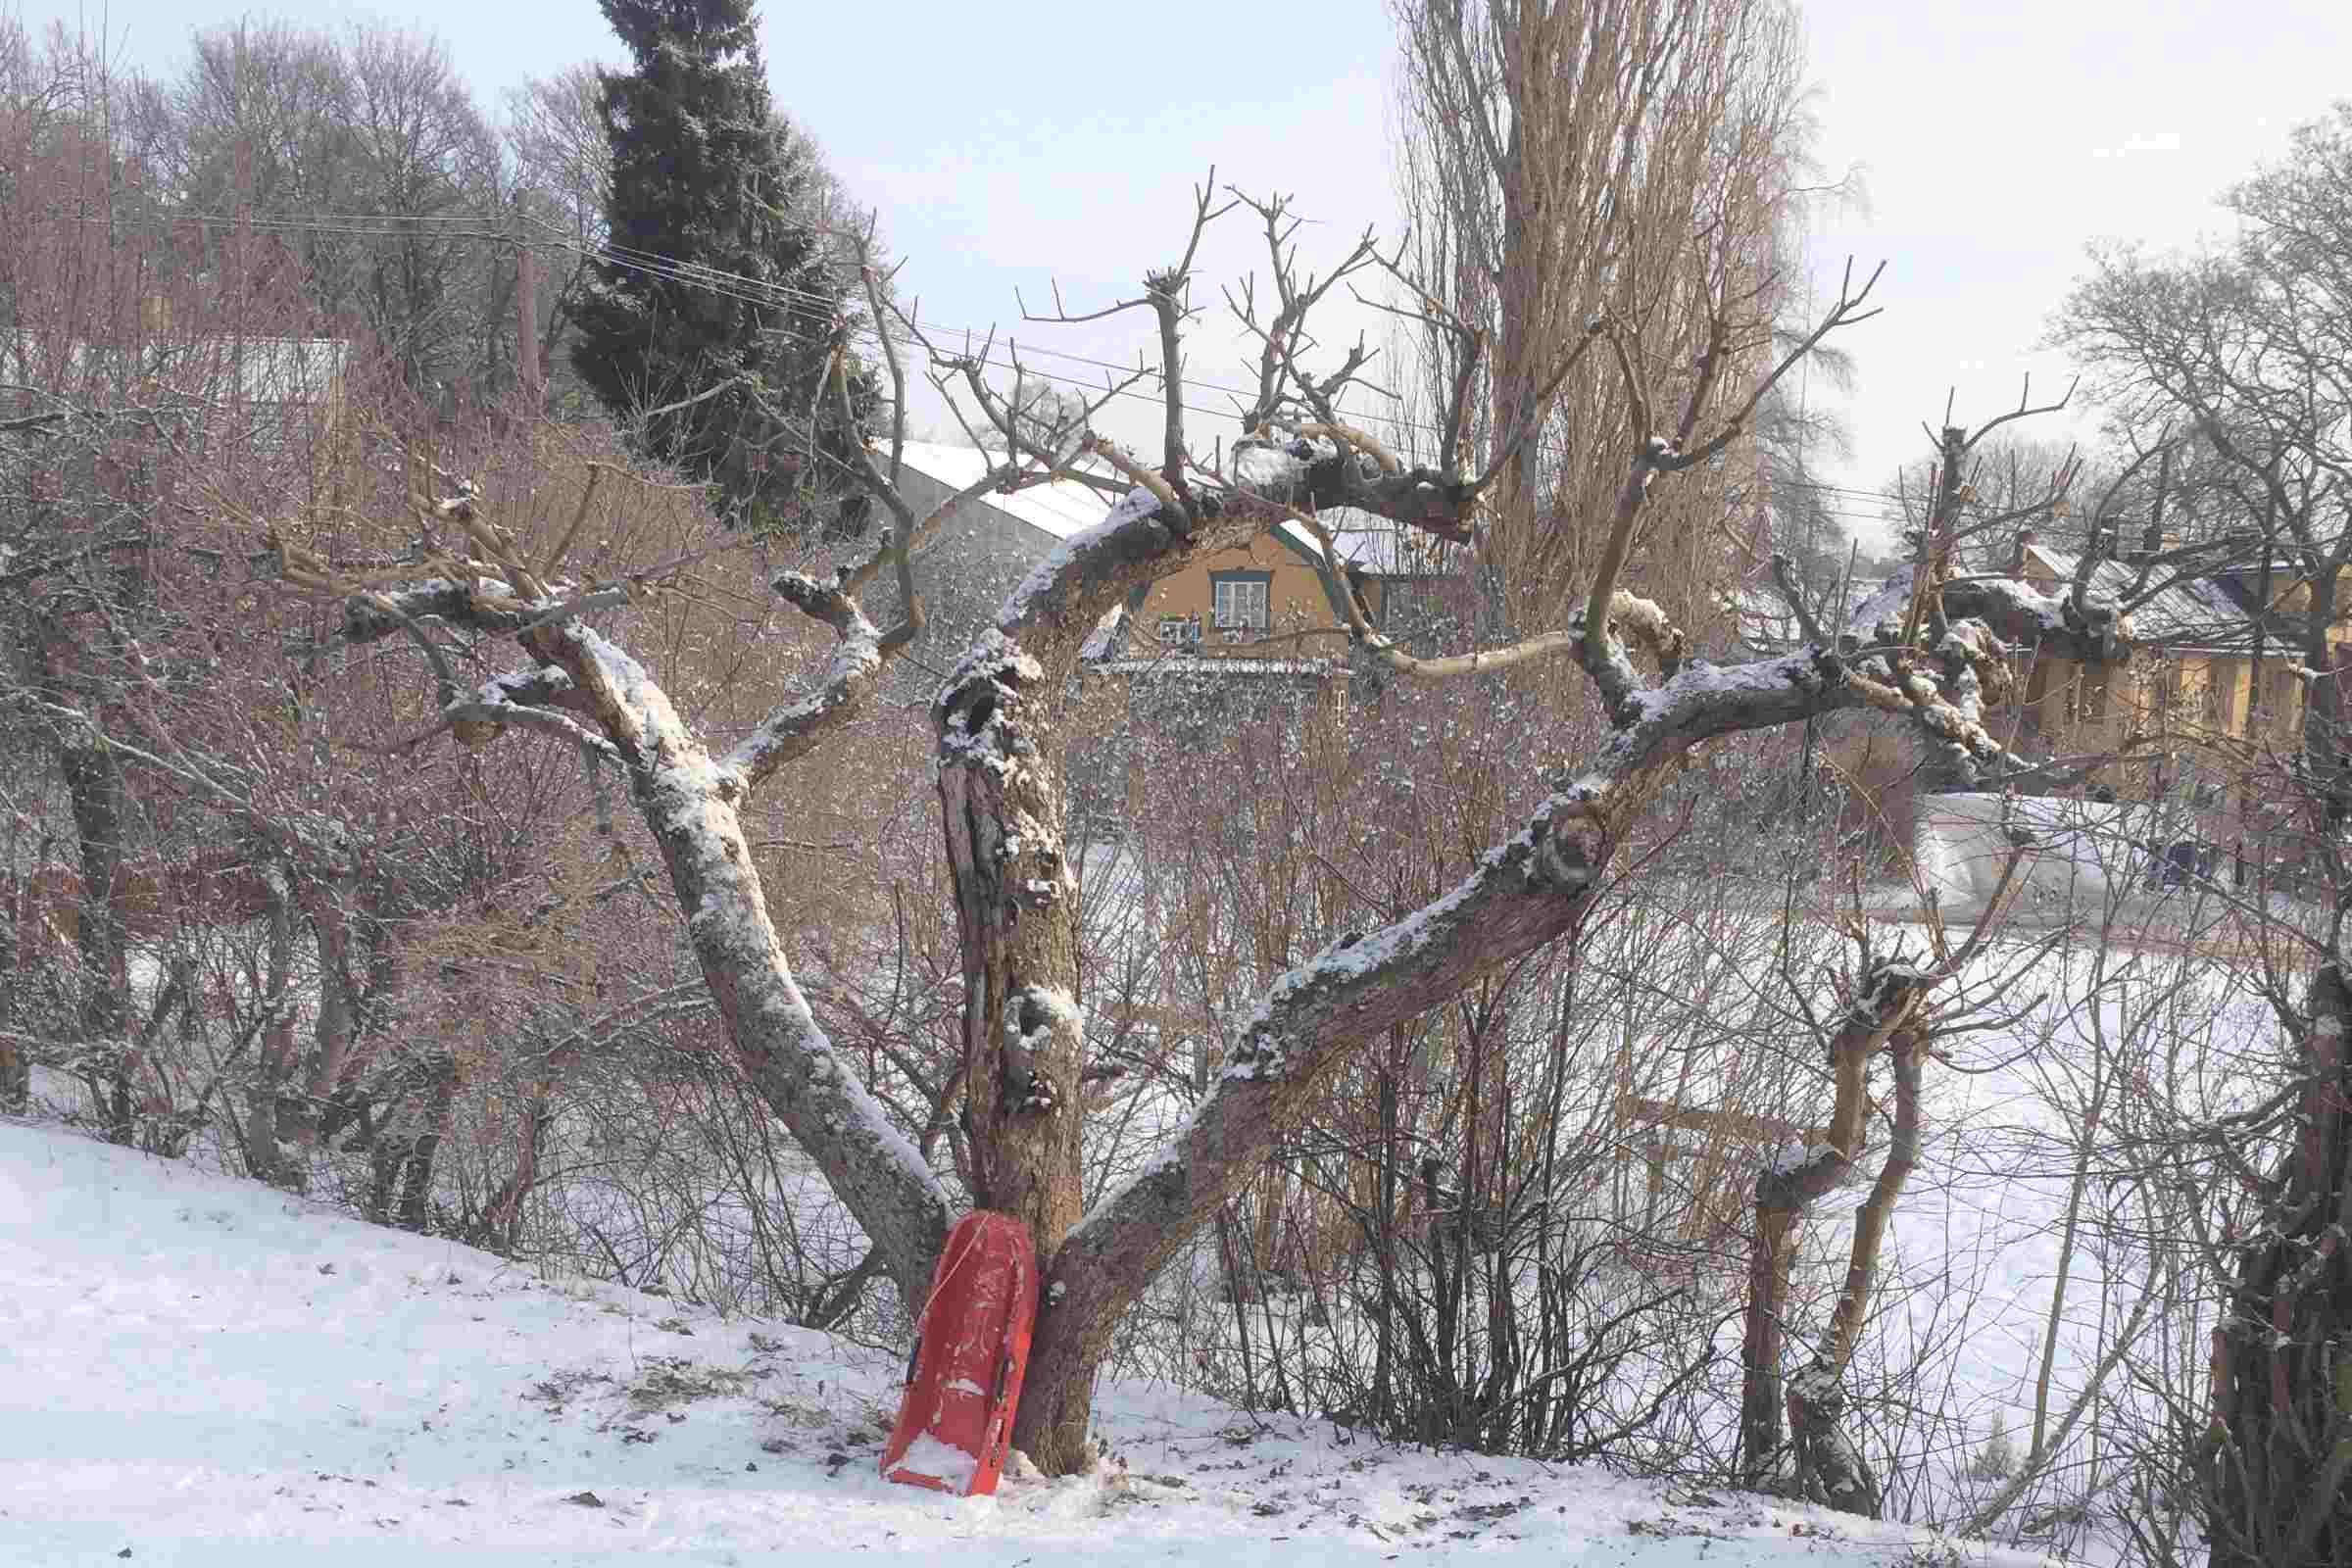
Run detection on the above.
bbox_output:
[1211,573,1270,634]
[1157,613,1201,646]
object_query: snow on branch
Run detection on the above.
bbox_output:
[724,570,886,789]
[1852,564,2126,666]
[520,615,955,1302]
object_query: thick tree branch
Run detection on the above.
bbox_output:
[1031,644,1870,1397]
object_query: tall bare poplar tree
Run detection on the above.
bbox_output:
[1392,0,1817,636]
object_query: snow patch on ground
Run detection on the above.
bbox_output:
[0,1116,2058,1567]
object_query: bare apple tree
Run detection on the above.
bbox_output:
[280,174,2148,1473]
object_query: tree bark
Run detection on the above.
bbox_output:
[1785,1026,1922,1520]
[1740,967,1931,1489]
[935,631,1091,1468]
[59,732,129,1047]
[2206,963,2352,1568]
[240,866,306,1191]
[518,614,959,1310]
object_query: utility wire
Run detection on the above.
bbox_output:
[55,204,1907,508]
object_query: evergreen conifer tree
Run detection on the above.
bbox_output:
[570,0,873,532]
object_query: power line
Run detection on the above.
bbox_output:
[541,225,1913,505]
[51,204,1913,506]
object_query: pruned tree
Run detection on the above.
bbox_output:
[274,161,2165,1476]
[1738,844,2039,1515]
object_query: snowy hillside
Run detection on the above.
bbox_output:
[0,1117,2054,1568]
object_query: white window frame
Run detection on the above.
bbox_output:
[1212,577,1270,632]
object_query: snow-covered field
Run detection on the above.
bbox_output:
[0,1115,2058,1568]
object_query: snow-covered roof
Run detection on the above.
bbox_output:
[226,337,347,406]
[2024,543,2252,650]
[1724,577,1887,647]
[1095,653,1340,680]
[0,331,347,408]
[1272,514,1450,577]
[880,441,1121,543]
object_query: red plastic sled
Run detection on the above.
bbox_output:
[880,1210,1038,1496]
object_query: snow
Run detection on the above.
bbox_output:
[1096,655,1339,679]
[1845,568,1918,637]
[1021,986,1083,1032]
[0,1115,2053,1568]
[940,629,1048,717]
[890,1432,979,1491]
[2021,543,2244,648]
[477,665,572,706]
[1910,792,2162,915]
[884,442,1120,543]
[555,613,950,1239]
[1272,515,1439,577]
[1229,438,1309,494]
[998,484,1163,629]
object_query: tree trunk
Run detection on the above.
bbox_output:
[60,735,129,1049]
[296,878,363,1142]
[2206,963,2352,1568]
[0,871,28,1110]
[1785,1027,1922,1520]
[1740,968,1931,1494]
[396,1049,461,1232]
[513,614,956,1313]
[480,1075,556,1250]
[1740,1193,1803,1484]
[241,867,306,1191]
[935,633,1091,1471]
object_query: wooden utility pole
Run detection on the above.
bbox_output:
[514,193,541,412]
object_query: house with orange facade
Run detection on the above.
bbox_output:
[2006,534,2352,797]
[1102,514,1456,665]
[882,442,1456,677]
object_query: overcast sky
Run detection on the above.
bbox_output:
[55,0,2352,549]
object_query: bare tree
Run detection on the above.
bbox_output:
[1738,844,2041,1515]
[503,64,606,403]
[1392,0,1821,639]
[136,21,508,403]
[2053,106,2352,1567]
[271,143,2180,1477]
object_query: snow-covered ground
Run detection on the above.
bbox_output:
[0,1116,2057,1568]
